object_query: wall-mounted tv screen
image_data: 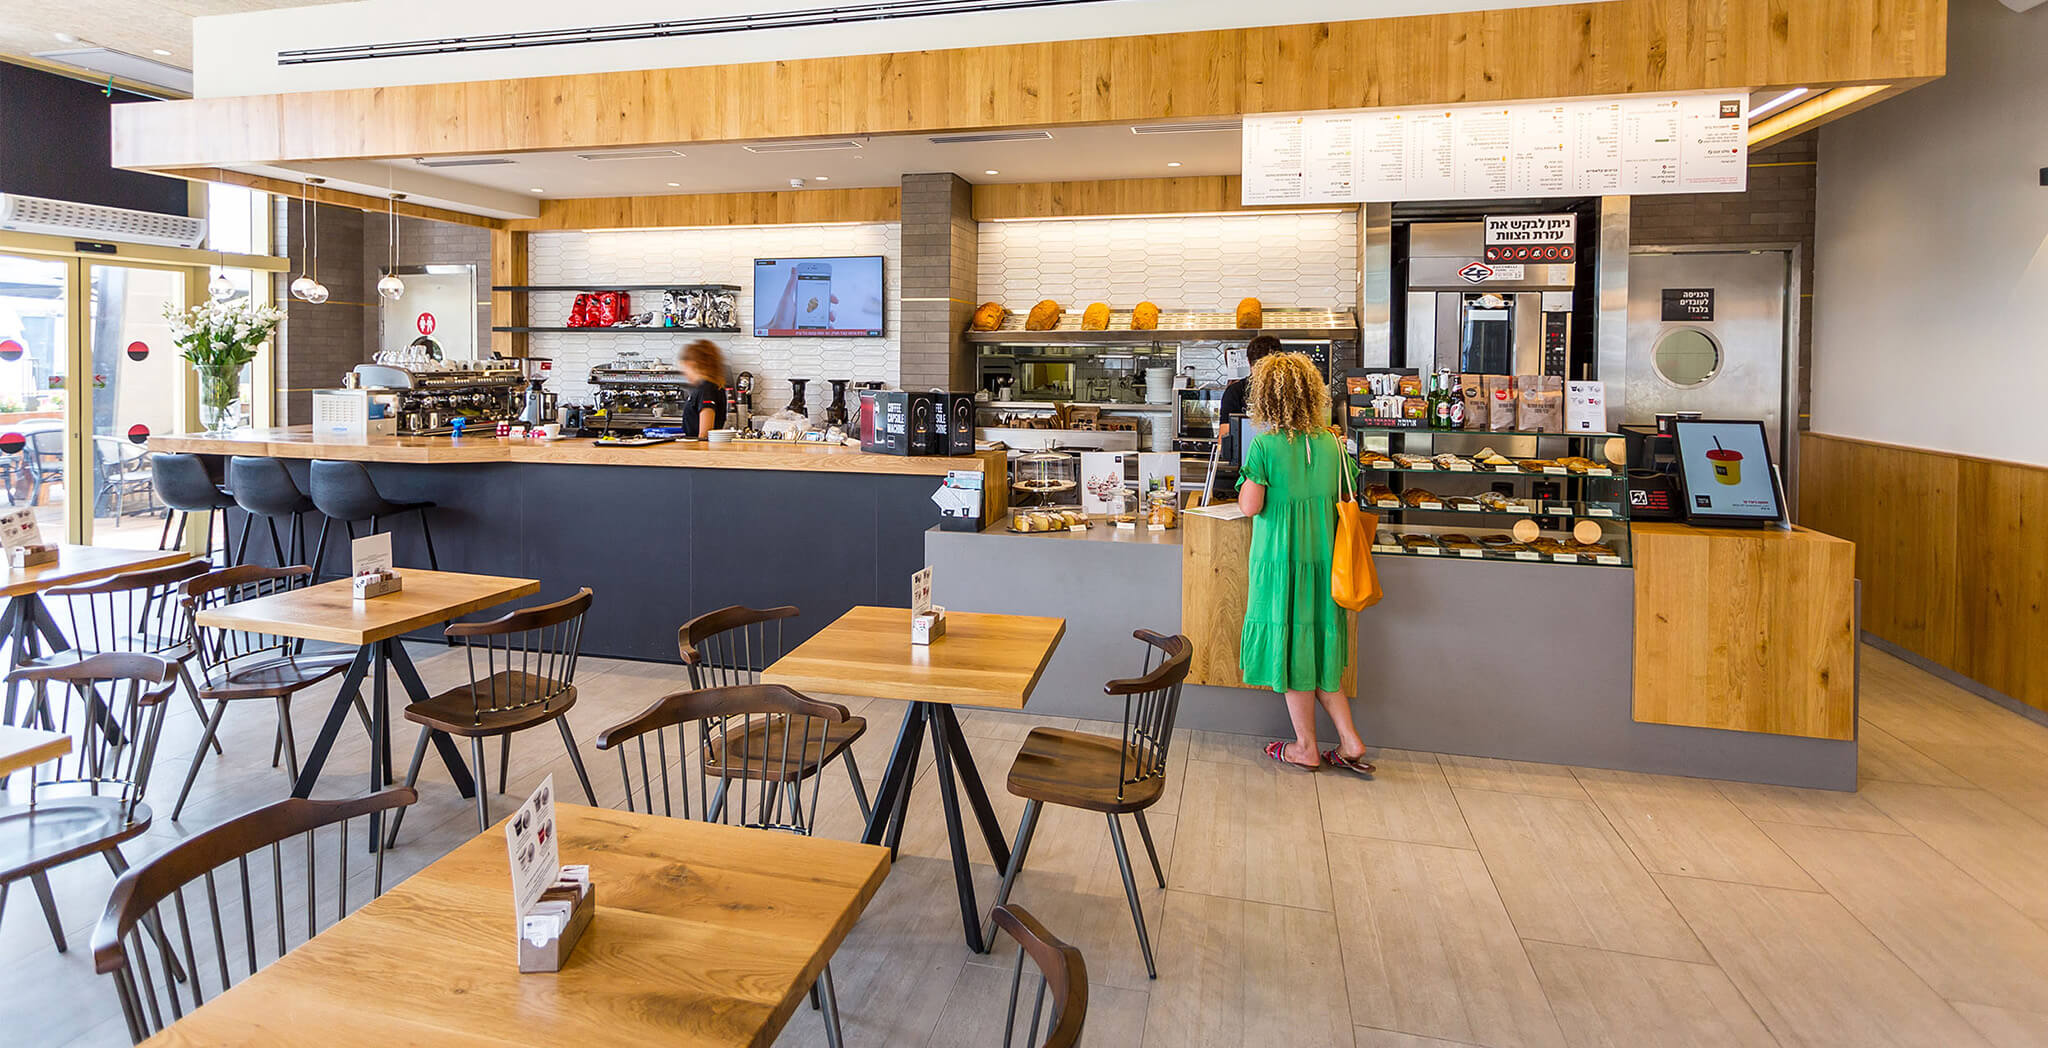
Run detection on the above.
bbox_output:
[753,256,884,337]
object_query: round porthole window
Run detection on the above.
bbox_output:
[1652,328,1722,388]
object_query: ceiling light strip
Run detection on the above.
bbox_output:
[277,0,1123,64]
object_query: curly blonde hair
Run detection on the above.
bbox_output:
[1246,352,1331,437]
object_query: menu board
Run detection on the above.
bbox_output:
[1242,92,1748,205]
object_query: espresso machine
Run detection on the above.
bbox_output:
[588,360,699,428]
[351,360,526,435]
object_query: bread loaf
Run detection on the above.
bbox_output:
[1025,300,1064,331]
[1131,301,1161,330]
[1081,302,1112,330]
[969,302,1007,331]
[1235,297,1263,329]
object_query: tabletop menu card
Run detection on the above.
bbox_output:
[1243,91,1749,205]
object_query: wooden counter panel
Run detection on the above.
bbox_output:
[1180,512,1354,696]
[1631,523,1856,740]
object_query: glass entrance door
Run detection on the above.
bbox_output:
[87,264,187,547]
[0,253,72,541]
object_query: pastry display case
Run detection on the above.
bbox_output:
[1354,429,1633,567]
[1011,450,1079,508]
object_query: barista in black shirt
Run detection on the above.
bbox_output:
[678,339,729,438]
[1211,335,1282,498]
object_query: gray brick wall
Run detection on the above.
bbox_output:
[1630,135,1817,425]
[899,173,976,392]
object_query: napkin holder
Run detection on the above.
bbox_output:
[517,870,595,973]
[9,544,58,569]
[351,569,403,600]
[911,606,947,645]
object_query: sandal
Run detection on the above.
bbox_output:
[1321,749,1376,777]
[1265,740,1322,771]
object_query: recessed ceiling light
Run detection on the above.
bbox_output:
[1167,161,1183,168]
[815,176,830,182]
[1749,87,1810,119]
[52,32,77,43]
[666,182,680,187]
[151,48,171,56]
[529,187,544,193]
[984,170,999,176]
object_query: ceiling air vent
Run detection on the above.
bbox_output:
[928,131,1054,145]
[576,149,688,161]
[1131,120,1241,135]
[415,157,517,168]
[742,140,865,154]
[279,0,1126,63]
[0,194,206,250]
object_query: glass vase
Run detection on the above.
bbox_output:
[194,362,244,435]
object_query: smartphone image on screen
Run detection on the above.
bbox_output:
[795,262,832,330]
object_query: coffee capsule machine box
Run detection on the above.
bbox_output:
[931,391,977,456]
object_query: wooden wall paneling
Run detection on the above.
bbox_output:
[504,188,900,231]
[1631,523,1857,740]
[489,228,528,358]
[111,0,1947,171]
[1796,433,1960,668]
[1954,457,2048,710]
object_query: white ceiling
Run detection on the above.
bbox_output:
[0,1,346,85]
[279,122,1248,215]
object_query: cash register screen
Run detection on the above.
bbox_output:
[1235,418,1272,467]
[1672,419,1783,526]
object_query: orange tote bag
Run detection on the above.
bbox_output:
[1331,458,1382,610]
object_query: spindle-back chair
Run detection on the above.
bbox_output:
[679,604,870,823]
[992,630,1191,979]
[35,559,215,757]
[992,905,1088,1048]
[169,566,364,821]
[0,653,176,953]
[91,789,417,1043]
[383,589,598,847]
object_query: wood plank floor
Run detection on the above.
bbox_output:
[9,642,2048,1047]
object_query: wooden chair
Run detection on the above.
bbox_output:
[678,604,870,824]
[382,589,599,847]
[168,565,369,821]
[596,682,856,1047]
[990,630,1191,979]
[27,559,217,760]
[92,789,417,1044]
[0,653,176,954]
[991,905,1089,1048]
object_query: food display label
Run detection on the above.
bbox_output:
[1243,92,1748,205]
[1590,507,1615,518]
[1068,524,1087,533]
[1374,499,1400,508]
[1418,501,1444,510]
[1595,555,1624,565]
[1373,544,1402,553]
[1116,521,1136,531]
[1147,524,1166,532]
[1459,549,1484,558]
[1552,554,1578,562]
[1447,463,1473,472]
[1457,504,1480,512]
[1514,551,1541,560]
[1416,546,1441,555]
[1544,466,1568,475]
[1587,467,1613,477]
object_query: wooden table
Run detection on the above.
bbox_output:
[0,546,192,718]
[140,804,891,1047]
[0,725,68,776]
[196,570,539,848]
[764,605,1064,951]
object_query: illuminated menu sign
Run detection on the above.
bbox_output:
[1242,92,1748,205]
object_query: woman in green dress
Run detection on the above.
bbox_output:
[1236,353,1373,775]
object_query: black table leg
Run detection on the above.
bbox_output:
[386,641,475,798]
[883,713,925,858]
[368,641,390,852]
[861,703,926,847]
[926,705,988,953]
[291,646,372,797]
[936,706,1011,870]
[0,598,26,725]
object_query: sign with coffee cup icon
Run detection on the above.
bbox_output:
[1671,419,1783,527]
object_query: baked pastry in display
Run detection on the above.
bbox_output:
[1471,447,1514,467]
[1360,452,1396,470]
[1025,300,1065,330]
[1131,301,1161,330]
[1443,496,1480,511]
[1529,538,1575,555]
[1556,456,1603,474]
[1569,540,1617,557]
[970,302,1008,331]
[1474,491,1517,511]
[1517,459,1562,473]
[1365,483,1399,505]
[1393,453,1434,469]
[1081,302,1112,330]
[1397,534,1439,551]
[1438,533,1483,551]
[1431,453,1468,470]
[1375,530,1401,547]
[1401,488,1442,507]
[1236,297,1263,329]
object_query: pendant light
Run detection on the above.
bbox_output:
[288,178,316,302]
[376,193,406,301]
[207,266,234,302]
[303,178,329,305]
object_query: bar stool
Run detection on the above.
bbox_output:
[308,460,439,582]
[151,453,239,564]
[227,457,316,568]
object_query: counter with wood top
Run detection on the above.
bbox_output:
[929,510,1858,789]
[155,428,1003,661]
